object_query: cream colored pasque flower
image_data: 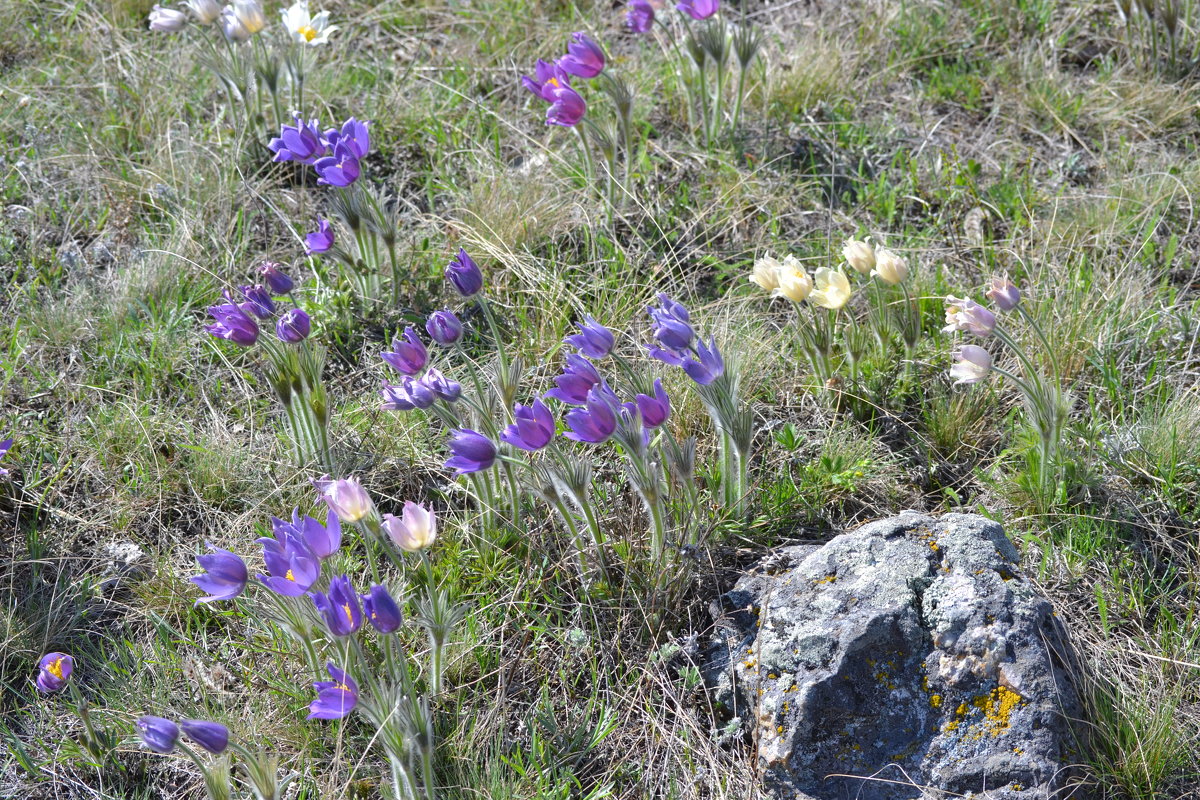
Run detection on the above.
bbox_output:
[842,238,875,275]
[282,1,338,45]
[809,268,852,310]
[773,255,813,302]
[749,255,782,292]
[872,248,909,285]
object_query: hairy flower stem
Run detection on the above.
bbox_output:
[573,124,595,186]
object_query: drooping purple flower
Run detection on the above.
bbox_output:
[310,574,362,637]
[268,115,327,165]
[305,218,335,255]
[986,276,1021,312]
[0,437,12,479]
[422,368,462,402]
[545,354,603,405]
[205,297,260,346]
[676,0,719,20]
[256,532,320,597]
[360,583,403,634]
[942,297,996,337]
[259,261,294,294]
[181,720,230,755]
[628,379,671,428]
[312,475,375,523]
[380,376,437,411]
[271,508,342,560]
[381,327,428,375]
[445,429,497,474]
[321,118,370,160]
[425,310,463,346]
[950,345,993,385]
[137,716,180,754]
[276,308,311,343]
[559,33,606,79]
[627,0,654,32]
[35,652,73,693]
[239,284,275,318]
[313,143,361,187]
[308,662,358,720]
[564,315,614,359]
[546,84,587,127]
[521,59,571,103]
[191,545,248,604]
[564,384,619,443]
[682,335,725,385]
[446,248,483,297]
[500,398,556,452]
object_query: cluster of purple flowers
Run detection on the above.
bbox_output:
[624,0,719,33]
[521,33,606,127]
[645,293,725,385]
[205,262,310,347]
[269,115,371,188]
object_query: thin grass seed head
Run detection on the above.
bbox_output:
[732,22,762,70]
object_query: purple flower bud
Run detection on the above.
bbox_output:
[239,284,275,318]
[276,308,311,343]
[500,398,556,451]
[676,0,719,20]
[381,327,428,375]
[544,353,602,405]
[445,429,497,474]
[360,583,403,633]
[559,32,606,79]
[308,662,358,720]
[259,261,294,294]
[137,716,180,754]
[425,310,463,346]
[310,574,362,637]
[381,376,437,411]
[546,84,587,127]
[181,720,230,755]
[648,294,695,351]
[191,545,248,604]
[305,218,335,255]
[564,315,614,359]
[629,379,671,428]
[564,384,619,443]
[446,248,483,297]
[422,368,462,402]
[627,0,654,32]
[268,115,326,165]
[35,652,73,693]
[313,142,361,187]
[986,276,1021,312]
[205,298,260,346]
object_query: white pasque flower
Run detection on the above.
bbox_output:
[382,502,437,552]
[185,0,222,24]
[809,268,852,310]
[282,1,338,45]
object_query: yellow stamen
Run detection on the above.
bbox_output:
[342,603,354,624]
[334,682,349,691]
[298,25,317,42]
[547,77,560,88]
[285,569,295,581]
[46,657,64,680]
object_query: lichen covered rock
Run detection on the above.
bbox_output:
[703,512,1081,800]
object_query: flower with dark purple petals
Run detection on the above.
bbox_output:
[256,533,320,597]
[627,0,654,32]
[648,294,695,351]
[35,652,73,693]
[546,84,587,127]
[564,315,614,359]
[676,0,719,19]
[308,662,358,720]
[310,574,362,637]
[500,398,555,452]
[628,379,671,428]
[276,308,311,343]
[445,248,483,297]
[305,218,335,255]
[545,354,603,404]
[181,720,229,755]
[564,384,619,443]
[682,336,725,385]
[239,284,275,318]
[313,143,361,187]
[521,59,572,102]
[191,545,248,604]
[380,376,437,411]
[422,368,462,402]
[205,298,260,346]
[321,118,370,160]
[272,508,342,560]
[360,583,403,634]
[0,437,12,480]
[268,115,326,165]
[425,310,463,346]
[559,32,606,78]
[381,327,428,375]
[445,429,497,474]
[259,261,294,294]
[137,716,180,754]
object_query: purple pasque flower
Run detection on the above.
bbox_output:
[313,143,361,187]
[986,276,1021,312]
[305,218,335,255]
[259,261,294,295]
[191,545,248,604]
[360,583,403,634]
[137,716,180,754]
[381,327,428,375]
[446,248,483,297]
[312,475,375,523]
[521,58,572,103]
[310,574,363,637]
[268,115,326,165]
[422,368,462,402]
[239,284,275,318]
[627,379,671,428]
[682,335,725,385]
[943,296,996,337]
[676,0,719,19]
[500,398,555,451]
[321,118,370,160]
[564,384,620,443]
[950,344,993,385]
[181,720,229,755]
[35,652,73,693]
[0,437,12,479]
[276,308,311,343]
[546,84,587,127]
[205,296,260,346]
[308,662,358,720]
[380,376,437,411]
[272,508,342,560]
[445,429,497,474]
[256,532,320,597]
[627,0,654,32]
[545,353,602,404]
[425,310,463,346]
[648,293,695,351]
[564,315,614,359]
[559,32,606,79]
